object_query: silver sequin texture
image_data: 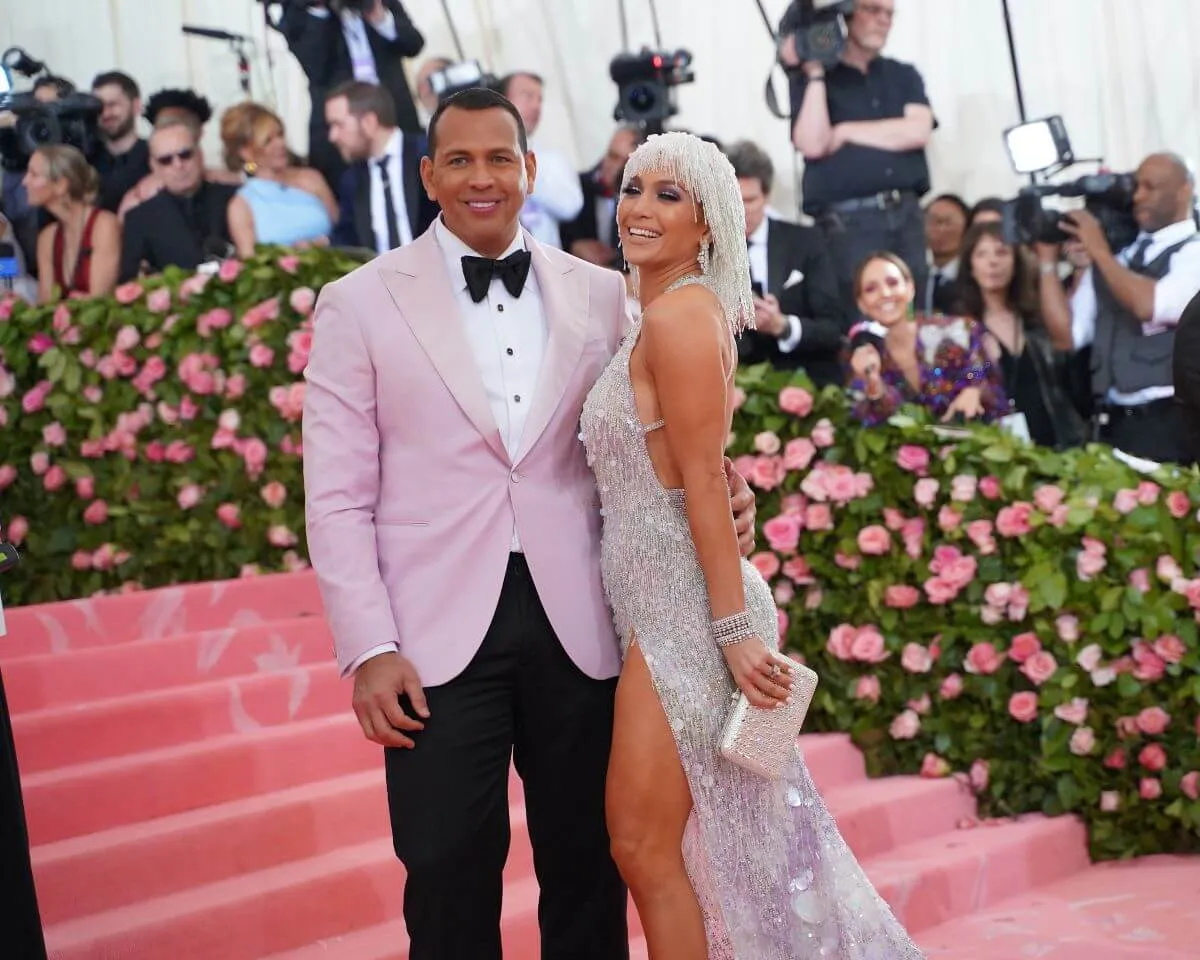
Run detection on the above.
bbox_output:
[580,279,925,959]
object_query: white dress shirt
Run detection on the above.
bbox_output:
[1070,218,1200,405]
[347,219,549,676]
[369,129,414,254]
[747,217,802,353]
[306,6,399,82]
[520,139,584,249]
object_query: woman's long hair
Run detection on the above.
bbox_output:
[955,222,1039,321]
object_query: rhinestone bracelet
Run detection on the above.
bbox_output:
[711,611,754,647]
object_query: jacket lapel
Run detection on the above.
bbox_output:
[380,232,509,464]
[515,235,589,465]
[353,164,373,250]
[766,219,789,300]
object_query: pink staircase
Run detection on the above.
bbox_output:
[2,573,1196,958]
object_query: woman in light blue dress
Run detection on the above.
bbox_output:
[220,103,337,256]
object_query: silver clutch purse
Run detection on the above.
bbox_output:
[718,654,818,780]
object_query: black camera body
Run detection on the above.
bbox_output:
[1003,173,1138,253]
[258,0,375,9]
[0,91,103,172]
[781,0,855,68]
[609,48,694,129]
[428,60,501,104]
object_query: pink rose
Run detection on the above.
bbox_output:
[42,421,67,447]
[908,694,931,715]
[217,503,241,529]
[165,440,195,464]
[1113,488,1139,514]
[901,642,932,674]
[72,476,94,500]
[732,455,756,480]
[71,550,91,571]
[920,753,950,778]
[1054,697,1089,725]
[1139,744,1167,772]
[979,476,1002,499]
[1104,748,1126,770]
[1132,642,1166,683]
[1034,484,1065,513]
[1181,771,1200,801]
[939,673,964,699]
[1129,568,1151,593]
[1077,550,1106,581]
[261,481,287,510]
[826,624,856,661]
[804,503,833,531]
[1069,727,1096,756]
[177,484,203,510]
[762,515,802,555]
[914,478,939,508]
[1137,481,1160,506]
[289,286,316,315]
[114,281,143,304]
[902,519,924,559]
[267,525,298,548]
[923,577,959,605]
[896,445,930,474]
[218,259,243,283]
[950,475,977,502]
[778,386,814,417]
[749,455,785,491]
[966,519,996,554]
[1100,791,1120,812]
[782,556,815,584]
[774,580,795,605]
[965,641,1004,675]
[1153,635,1186,664]
[1167,490,1190,519]
[883,508,906,531]
[6,516,28,545]
[1055,614,1080,643]
[884,585,920,609]
[0,465,15,491]
[1136,706,1170,736]
[238,437,269,478]
[42,465,66,491]
[1008,691,1039,722]
[810,418,835,448]
[278,254,300,274]
[249,343,275,368]
[1021,651,1058,686]
[937,505,962,532]
[754,430,782,455]
[889,709,921,740]
[1139,778,1163,800]
[782,437,817,472]
[750,551,782,580]
[969,759,989,792]
[856,525,891,556]
[851,626,888,663]
[1157,555,1183,583]
[114,324,140,352]
[996,503,1033,537]
[83,500,108,525]
[1008,632,1042,664]
[984,582,1013,608]
[777,608,789,640]
[855,675,881,703]
[835,552,862,571]
[29,451,48,476]
[241,297,281,329]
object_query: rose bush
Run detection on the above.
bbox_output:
[731,362,1200,860]
[2,254,1198,860]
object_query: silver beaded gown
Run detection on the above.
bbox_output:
[579,281,925,960]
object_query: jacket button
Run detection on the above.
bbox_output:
[510,471,521,484]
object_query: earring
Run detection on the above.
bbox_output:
[698,241,711,274]
[243,160,258,176]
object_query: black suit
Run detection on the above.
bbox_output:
[559,168,620,267]
[743,218,847,387]
[1174,289,1200,462]
[330,133,437,253]
[275,0,424,190]
[119,183,237,282]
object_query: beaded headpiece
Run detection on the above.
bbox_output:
[621,131,755,335]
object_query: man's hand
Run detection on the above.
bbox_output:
[363,0,388,24]
[753,294,787,337]
[725,457,757,556]
[570,239,616,267]
[351,651,429,748]
[941,386,985,422]
[1059,209,1111,262]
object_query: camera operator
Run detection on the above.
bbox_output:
[273,0,424,190]
[90,71,151,213]
[1036,153,1200,465]
[780,0,934,310]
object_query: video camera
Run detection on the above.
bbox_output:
[1003,174,1138,252]
[428,60,500,103]
[609,47,694,130]
[779,0,855,68]
[257,0,377,11]
[0,47,103,172]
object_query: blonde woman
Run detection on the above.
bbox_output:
[22,145,120,302]
[220,103,336,257]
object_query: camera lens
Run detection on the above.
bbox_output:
[627,84,657,115]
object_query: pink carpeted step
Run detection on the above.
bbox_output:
[44,813,535,960]
[797,732,868,791]
[824,775,978,861]
[918,854,1200,959]
[13,661,344,772]
[3,616,333,712]
[1,570,322,658]
[22,713,375,845]
[869,814,1091,933]
[34,769,526,924]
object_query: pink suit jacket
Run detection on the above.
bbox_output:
[303,225,627,685]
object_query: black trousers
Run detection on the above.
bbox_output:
[385,554,628,960]
[0,669,48,959]
[1099,398,1192,465]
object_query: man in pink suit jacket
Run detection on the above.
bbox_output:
[303,88,756,959]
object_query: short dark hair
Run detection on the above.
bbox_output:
[427,87,528,159]
[144,88,213,127]
[33,75,74,97]
[498,71,544,97]
[968,196,1006,224]
[726,140,774,195]
[326,80,397,129]
[927,193,970,220]
[92,71,140,100]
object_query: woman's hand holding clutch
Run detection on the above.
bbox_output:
[722,639,793,709]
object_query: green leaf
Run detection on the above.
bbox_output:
[982,444,1013,463]
[1116,673,1142,698]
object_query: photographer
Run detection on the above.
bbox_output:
[1036,153,1200,465]
[273,0,424,190]
[780,0,934,310]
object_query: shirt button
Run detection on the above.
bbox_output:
[506,348,514,356]
[514,394,521,403]
[497,304,505,312]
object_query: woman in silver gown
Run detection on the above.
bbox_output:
[579,133,923,959]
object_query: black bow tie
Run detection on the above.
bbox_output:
[461,251,532,303]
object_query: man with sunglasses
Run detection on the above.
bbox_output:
[118,119,236,281]
[780,0,935,312]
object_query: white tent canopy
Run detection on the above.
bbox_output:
[4,0,1200,216]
